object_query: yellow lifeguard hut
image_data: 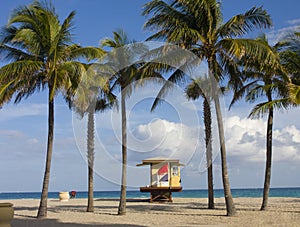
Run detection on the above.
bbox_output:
[137,157,184,202]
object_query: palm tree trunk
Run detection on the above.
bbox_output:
[203,98,214,209]
[118,90,127,215]
[87,108,95,212]
[208,59,236,216]
[214,95,236,216]
[260,94,274,210]
[213,94,236,216]
[37,89,54,218]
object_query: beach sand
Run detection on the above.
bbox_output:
[3,197,300,226]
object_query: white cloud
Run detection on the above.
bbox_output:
[0,129,24,138]
[128,119,201,164]
[279,125,300,143]
[27,138,39,144]
[267,17,300,45]
[0,103,46,121]
[225,116,300,163]
[287,18,300,26]
[0,129,44,159]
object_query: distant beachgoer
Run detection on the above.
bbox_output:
[70,190,76,198]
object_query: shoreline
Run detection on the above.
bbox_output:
[2,195,300,200]
[2,197,299,226]
[2,187,300,201]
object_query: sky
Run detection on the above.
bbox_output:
[0,0,300,193]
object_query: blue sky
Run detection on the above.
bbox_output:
[0,0,300,193]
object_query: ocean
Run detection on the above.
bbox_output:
[0,188,299,200]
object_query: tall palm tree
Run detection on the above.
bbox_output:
[143,0,278,216]
[100,29,150,215]
[186,77,214,209]
[0,1,102,218]
[230,35,288,210]
[70,63,116,212]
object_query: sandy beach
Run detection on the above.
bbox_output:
[1,197,299,226]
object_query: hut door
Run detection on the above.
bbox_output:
[171,165,180,187]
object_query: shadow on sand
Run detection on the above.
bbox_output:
[12,218,142,227]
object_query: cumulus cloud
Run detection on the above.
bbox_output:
[128,119,201,164]
[275,125,300,144]
[225,116,300,163]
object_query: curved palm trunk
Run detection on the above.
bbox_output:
[37,89,54,218]
[118,90,127,215]
[208,60,236,216]
[213,94,236,216]
[203,97,214,209]
[260,93,274,210]
[87,108,95,212]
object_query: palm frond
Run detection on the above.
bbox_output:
[249,98,291,119]
[288,83,300,105]
[143,0,204,44]
[68,45,106,61]
[219,6,272,38]
[50,10,76,55]
[0,60,43,81]
[0,44,38,62]
[185,76,213,100]
[229,80,259,109]
[151,68,185,111]
[244,84,266,103]
[219,38,279,68]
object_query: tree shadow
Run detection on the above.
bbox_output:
[173,202,228,211]
[12,218,142,227]
[275,199,300,203]
[125,204,226,217]
[13,200,230,221]
[95,198,149,202]
[280,210,300,214]
[14,206,38,211]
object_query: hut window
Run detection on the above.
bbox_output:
[172,166,178,176]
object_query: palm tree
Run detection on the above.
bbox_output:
[71,64,117,212]
[143,0,278,216]
[230,35,288,210]
[0,1,102,218]
[186,77,214,209]
[100,29,151,215]
[70,62,116,212]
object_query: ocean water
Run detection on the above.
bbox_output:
[0,188,299,200]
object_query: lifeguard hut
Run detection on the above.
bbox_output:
[137,157,184,202]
